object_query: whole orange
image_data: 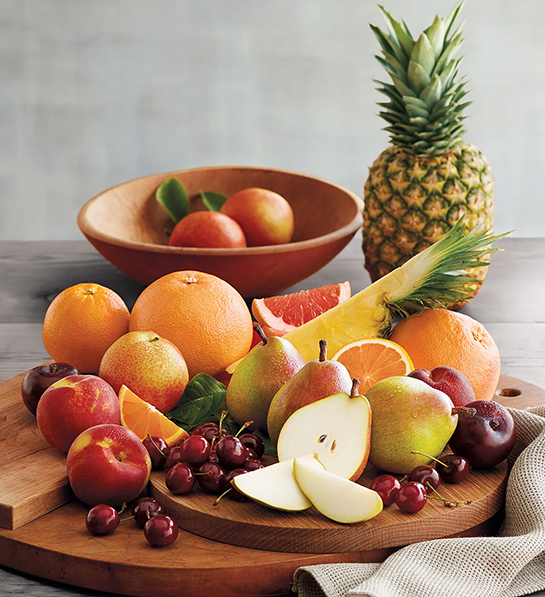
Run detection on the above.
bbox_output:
[129,271,253,378]
[99,331,189,413]
[43,283,130,373]
[389,308,501,402]
[168,211,247,248]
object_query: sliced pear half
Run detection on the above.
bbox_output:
[277,389,371,480]
[293,455,383,524]
[231,455,323,512]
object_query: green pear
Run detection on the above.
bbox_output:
[267,340,352,445]
[366,376,457,474]
[293,454,383,524]
[225,325,306,431]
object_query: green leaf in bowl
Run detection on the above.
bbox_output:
[156,178,190,223]
[199,190,228,212]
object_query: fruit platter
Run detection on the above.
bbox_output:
[2,4,543,597]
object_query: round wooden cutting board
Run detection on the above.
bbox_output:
[0,374,542,597]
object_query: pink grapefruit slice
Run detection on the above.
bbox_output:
[252,281,351,337]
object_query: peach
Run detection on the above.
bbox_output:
[168,211,247,248]
[220,187,294,246]
[67,424,151,507]
[99,331,189,413]
[36,374,121,453]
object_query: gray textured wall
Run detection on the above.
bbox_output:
[1,0,543,240]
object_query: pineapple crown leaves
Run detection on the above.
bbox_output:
[384,218,511,317]
[371,3,470,156]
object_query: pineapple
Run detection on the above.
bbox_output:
[363,3,495,304]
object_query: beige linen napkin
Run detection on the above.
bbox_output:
[293,405,545,597]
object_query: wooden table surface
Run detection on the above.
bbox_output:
[1,235,545,596]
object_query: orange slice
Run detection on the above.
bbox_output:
[331,338,413,395]
[252,281,351,337]
[118,385,188,446]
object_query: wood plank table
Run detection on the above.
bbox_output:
[1,236,545,596]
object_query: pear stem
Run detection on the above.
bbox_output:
[452,406,477,417]
[350,378,360,399]
[410,450,447,468]
[319,340,327,362]
[253,324,268,345]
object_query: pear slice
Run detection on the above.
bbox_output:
[293,455,383,524]
[231,455,323,511]
[277,385,372,480]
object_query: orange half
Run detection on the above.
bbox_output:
[119,385,188,446]
[331,338,413,395]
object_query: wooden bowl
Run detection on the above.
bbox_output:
[77,166,363,298]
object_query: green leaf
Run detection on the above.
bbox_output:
[411,33,436,76]
[199,190,228,212]
[156,178,190,224]
[166,373,227,431]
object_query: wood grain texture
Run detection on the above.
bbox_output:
[151,460,507,554]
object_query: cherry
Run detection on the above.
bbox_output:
[395,481,427,513]
[197,461,227,494]
[131,497,165,529]
[411,450,470,484]
[144,514,179,547]
[171,436,188,448]
[143,436,169,470]
[86,504,119,536]
[216,435,247,469]
[166,463,195,495]
[243,459,265,472]
[179,435,211,466]
[192,422,219,436]
[369,474,401,507]
[193,422,225,445]
[239,433,265,459]
[219,468,249,499]
[164,446,184,472]
[408,465,441,493]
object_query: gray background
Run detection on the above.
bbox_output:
[1,0,543,241]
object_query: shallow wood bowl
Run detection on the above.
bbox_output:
[77,166,363,298]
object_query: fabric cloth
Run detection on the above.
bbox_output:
[293,405,545,597]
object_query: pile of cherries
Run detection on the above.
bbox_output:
[370,452,471,514]
[147,420,266,503]
[86,497,178,547]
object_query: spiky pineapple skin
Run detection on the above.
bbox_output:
[363,141,494,303]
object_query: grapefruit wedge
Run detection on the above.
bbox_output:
[252,281,351,337]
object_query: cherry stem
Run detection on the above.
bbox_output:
[119,515,135,523]
[452,406,478,417]
[350,378,360,399]
[253,324,268,345]
[147,434,167,457]
[218,410,228,436]
[490,420,500,430]
[411,450,447,468]
[213,487,232,506]
[426,482,471,507]
[117,502,128,515]
[319,340,327,362]
[235,421,253,438]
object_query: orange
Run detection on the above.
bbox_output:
[119,385,188,446]
[129,271,253,378]
[252,281,351,337]
[331,338,413,395]
[389,308,501,402]
[42,283,130,373]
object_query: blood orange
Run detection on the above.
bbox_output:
[252,282,351,337]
